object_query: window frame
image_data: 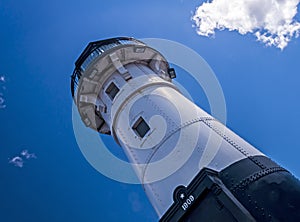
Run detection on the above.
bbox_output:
[132,117,150,138]
[105,81,120,100]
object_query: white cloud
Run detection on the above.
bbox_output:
[21,149,37,159]
[0,75,6,109]
[9,150,37,168]
[192,0,300,49]
[0,93,5,109]
[9,156,24,168]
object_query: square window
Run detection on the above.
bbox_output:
[167,68,176,79]
[132,117,150,138]
[105,82,119,100]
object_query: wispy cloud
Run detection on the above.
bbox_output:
[21,149,37,159]
[0,76,5,82]
[9,156,24,168]
[9,150,37,168]
[192,0,300,50]
[0,93,5,109]
[0,75,6,109]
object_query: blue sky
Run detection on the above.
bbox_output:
[0,0,300,221]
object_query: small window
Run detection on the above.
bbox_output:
[132,117,150,138]
[167,68,176,79]
[105,82,119,100]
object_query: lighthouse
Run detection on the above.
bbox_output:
[71,37,300,221]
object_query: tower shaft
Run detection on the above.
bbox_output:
[72,37,300,221]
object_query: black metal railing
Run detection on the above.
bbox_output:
[71,37,145,99]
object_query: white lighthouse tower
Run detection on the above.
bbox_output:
[71,37,300,222]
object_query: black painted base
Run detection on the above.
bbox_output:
[160,156,300,222]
